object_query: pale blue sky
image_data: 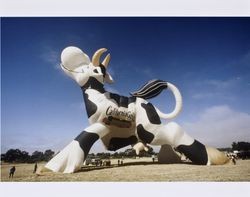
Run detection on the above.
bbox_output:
[1,17,250,153]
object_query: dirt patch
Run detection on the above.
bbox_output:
[1,158,250,182]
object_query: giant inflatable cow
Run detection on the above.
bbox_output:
[43,46,229,173]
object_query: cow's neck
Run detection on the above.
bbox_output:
[81,77,106,119]
[81,77,105,94]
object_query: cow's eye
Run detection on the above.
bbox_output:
[93,69,98,73]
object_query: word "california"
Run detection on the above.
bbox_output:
[106,106,135,121]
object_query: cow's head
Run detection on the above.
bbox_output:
[61,46,114,87]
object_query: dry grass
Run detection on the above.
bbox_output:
[1,158,250,182]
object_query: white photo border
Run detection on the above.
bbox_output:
[1,0,249,196]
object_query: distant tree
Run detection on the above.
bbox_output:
[124,148,136,157]
[232,141,250,151]
[43,149,55,161]
[21,151,30,162]
[118,151,125,158]
[232,142,239,151]
[96,152,103,157]
[112,152,119,158]
[218,147,232,152]
[4,149,23,162]
[104,152,111,159]
[96,152,111,159]
[31,151,44,162]
[238,142,250,151]
[88,153,95,157]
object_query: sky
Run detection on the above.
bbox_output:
[1,17,250,154]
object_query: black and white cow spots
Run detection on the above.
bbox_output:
[109,93,136,108]
[81,77,106,118]
[137,124,154,143]
[82,92,97,118]
[107,136,138,151]
[176,140,208,165]
[99,64,107,77]
[75,131,99,158]
[82,77,105,93]
[141,103,161,124]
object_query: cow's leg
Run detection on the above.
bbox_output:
[135,100,229,165]
[151,122,230,165]
[44,123,109,173]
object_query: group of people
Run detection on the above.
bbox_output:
[9,163,38,179]
[117,159,124,165]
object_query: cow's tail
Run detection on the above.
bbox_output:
[131,79,182,119]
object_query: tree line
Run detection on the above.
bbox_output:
[1,146,155,163]
[1,149,55,163]
[1,141,249,163]
[231,141,250,151]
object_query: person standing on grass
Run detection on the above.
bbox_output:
[33,163,38,173]
[231,155,236,165]
[152,155,155,163]
[9,166,16,178]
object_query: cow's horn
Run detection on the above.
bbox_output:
[102,54,111,68]
[92,48,107,66]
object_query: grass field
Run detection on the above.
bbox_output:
[1,158,250,182]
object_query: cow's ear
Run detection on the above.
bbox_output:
[104,72,114,83]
